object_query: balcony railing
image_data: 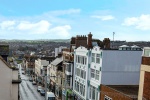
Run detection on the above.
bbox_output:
[142,56,150,65]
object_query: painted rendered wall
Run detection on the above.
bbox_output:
[73,46,89,100]
[0,60,12,100]
[49,64,56,83]
[138,65,150,100]
[101,50,142,85]
[12,84,18,100]
[12,70,18,80]
[89,46,102,100]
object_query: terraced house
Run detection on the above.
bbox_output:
[62,33,107,100]
[0,56,21,100]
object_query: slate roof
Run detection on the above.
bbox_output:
[51,57,63,66]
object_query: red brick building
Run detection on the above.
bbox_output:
[138,47,150,100]
[100,85,138,100]
[70,32,110,50]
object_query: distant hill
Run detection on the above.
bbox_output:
[0,39,70,43]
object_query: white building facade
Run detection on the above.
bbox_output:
[73,46,142,100]
[0,57,21,100]
[73,46,89,100]
[35,58,49,84]
[88,46,102,100]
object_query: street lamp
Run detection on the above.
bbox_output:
[113,32,115,48]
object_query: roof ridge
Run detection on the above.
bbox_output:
[0,56,13,69]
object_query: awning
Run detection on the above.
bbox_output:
[67,89,72,94]
[66,89,73,99]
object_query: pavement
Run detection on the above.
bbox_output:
[18,64,45,100]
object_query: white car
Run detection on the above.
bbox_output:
[46,92,55,100]
[37,86,42,92]
[32,81,37,85]
[22,71,25,74]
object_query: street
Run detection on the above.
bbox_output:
[18,64,45,100]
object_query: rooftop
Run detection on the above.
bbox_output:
[107,85,138,98]
[51,57,63,66]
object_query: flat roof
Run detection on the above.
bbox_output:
[107,85,138,98]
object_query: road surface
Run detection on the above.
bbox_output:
[18,64,45,100]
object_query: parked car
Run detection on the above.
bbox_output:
[22,71,25,74]
[46,92,55,100]
[40,89,45,96]
[32,81,36,85]
[29,77,33,82]
[37,86,42,92]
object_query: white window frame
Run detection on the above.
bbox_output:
[96,70,99,80]
[92,53,95,62]
[90,85,98,100]
[81,69,84,78]
[91,68,95,78]
[96,54,100,64]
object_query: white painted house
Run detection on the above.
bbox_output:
[35,58,50,84]
[73,46,142,100]
[88,46,102,100]
[73,46,89,100]
[0,56,21,100]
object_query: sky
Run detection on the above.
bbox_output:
[0,0,150,41]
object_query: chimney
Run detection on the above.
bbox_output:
[103,38,110,49]
[88,32,93,49]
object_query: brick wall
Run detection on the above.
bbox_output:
[143,71,150,99]
[75,37,87,48]
[142,57,150,65]
[100,85,136,100]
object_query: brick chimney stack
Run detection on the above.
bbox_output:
[88,32,93,49]
[103,38,110,49]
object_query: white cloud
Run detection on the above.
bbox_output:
[17,20,51,34]
[0,9,81,39]
[0,19,71,39]
[91,15,114,20]
[49,25,71,38]
[122,14,150,30]
[0,20,16,29]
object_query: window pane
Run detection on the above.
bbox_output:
[91,69,95,78]
[80,83,83,95]
[77,82,79,92]
[84,71,86,79]
[96,90,98,100]
[85,57,87,65]
[90,86,92,99]
[96,70,99,80]
[81,70,84,78]
[96,54,100,64]
[97,54,100,57]
[83,85,85,96]
[92,53,95,62]
[75,81,77,91]
[92,86,95,99]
